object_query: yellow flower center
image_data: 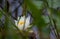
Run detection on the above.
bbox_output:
[18,21,24,25]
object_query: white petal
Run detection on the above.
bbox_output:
[14,20,18,26]
[25,16,30,29]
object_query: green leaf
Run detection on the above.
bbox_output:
[26,0,46,29]
[0,10,3,18]
[32,1,44,9]
[47,0,60,8]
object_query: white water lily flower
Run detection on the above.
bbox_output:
[14,15,31,30]
[17,16,25,30]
